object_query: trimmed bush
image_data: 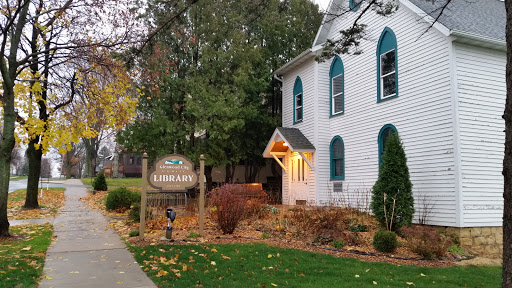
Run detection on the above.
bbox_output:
[208,184,247,234]
[129,230,139,237]
[93,172,108,191]
[373,229,398,253]
[370,132,414,231]
[332,239,345,249]
[105,187,139,211]
[128,201,151,222]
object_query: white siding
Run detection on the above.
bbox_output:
[455,43,505,227]
[282,60,317,204]
[283,1,457,226]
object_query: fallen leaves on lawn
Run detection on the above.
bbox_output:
[8,189,65,220]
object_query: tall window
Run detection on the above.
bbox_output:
[377,27,398,102]
[349,0,362,10]
[330,136,345,180]
[378,124,398,166]
[330,56,344,116]
[293,77,303,124]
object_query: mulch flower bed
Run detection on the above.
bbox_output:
[81,190,469,268]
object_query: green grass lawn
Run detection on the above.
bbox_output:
[81,177,142,190]
[128,242,501,288]
[0,224,53,287]
[9,176,28,181]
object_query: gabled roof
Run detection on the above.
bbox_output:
[408,0,505,42]
[314,0,505,47]
[263,127,315,158]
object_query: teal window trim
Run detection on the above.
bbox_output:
[329,56,344,117]
[330,136,345,180]
[293,76,303,124]
[378,124,398,167]
[376,27,398,103]
[349,0,362,11]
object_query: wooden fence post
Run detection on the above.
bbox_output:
[140,152,148,240]
[199,155,205,236]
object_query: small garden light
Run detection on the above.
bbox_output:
[166,208,176,239]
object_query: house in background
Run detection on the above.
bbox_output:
[264,0,505,257]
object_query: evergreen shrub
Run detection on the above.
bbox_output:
[372,229,398,253]
[105,187,139,211]
[370,132,414,231]
[93,172,108,191]
[128,201,151,222]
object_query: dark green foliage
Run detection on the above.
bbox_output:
[129,230,140,237]
[349,224,368,232]
[332,239,345,249]
[370,132,414,231]
[372,229,398,253]
[128,201,152,222]
[93,172,108,191]
[105,187,139,211]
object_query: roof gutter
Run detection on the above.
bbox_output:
[274,48,313,76]
[450,30,506,49]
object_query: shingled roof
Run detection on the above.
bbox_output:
[276,127,315,151]
[408,0,505,42]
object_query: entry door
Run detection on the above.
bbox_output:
[290,155,309,203]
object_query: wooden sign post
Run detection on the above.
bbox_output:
[140,152,148,240]
[199,155,205,236]
[140,153,200,241]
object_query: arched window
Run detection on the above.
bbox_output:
[293,77,303,124]
[349,0,362,10]
[378,124,398,166]
[330,136,345,180]
[330,56,344,116]
[377,27,398,102]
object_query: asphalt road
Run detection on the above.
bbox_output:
[8,178,67,193]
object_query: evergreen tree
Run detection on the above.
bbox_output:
[370,132,414,231]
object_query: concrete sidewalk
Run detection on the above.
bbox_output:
[39,179,156,288]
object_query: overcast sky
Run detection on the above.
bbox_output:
[314,0,331,11]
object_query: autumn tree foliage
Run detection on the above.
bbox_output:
[0,0,141,236]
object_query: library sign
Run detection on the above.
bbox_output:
[148,154,199,191]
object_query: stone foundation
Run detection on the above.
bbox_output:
[442,226,503,259]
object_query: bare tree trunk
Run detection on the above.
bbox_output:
[225,164,236,183]
[0,88,16,236]
[205,165,213,191]
[83,138,98,178]
[244,159,261,183]
[24,139,42,209]
[504,2,512,287]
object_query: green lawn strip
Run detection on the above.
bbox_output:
[9,176,28,181]
[81,177,142,189]
[128,242,500,288]
[0,224,53,287]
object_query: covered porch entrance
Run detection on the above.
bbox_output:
[263,127,315,205]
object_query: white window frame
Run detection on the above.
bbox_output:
[380,49,396,99]
[295,92,302,122]
[331,74,343,115]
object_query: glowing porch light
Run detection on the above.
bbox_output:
[283,142,288,146]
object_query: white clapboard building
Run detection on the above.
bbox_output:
[263,0,506,241]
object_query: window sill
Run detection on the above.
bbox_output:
[293,120,303,125]
[377,94,398,103]
[330,176,345,181]
[329,111,344,118]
